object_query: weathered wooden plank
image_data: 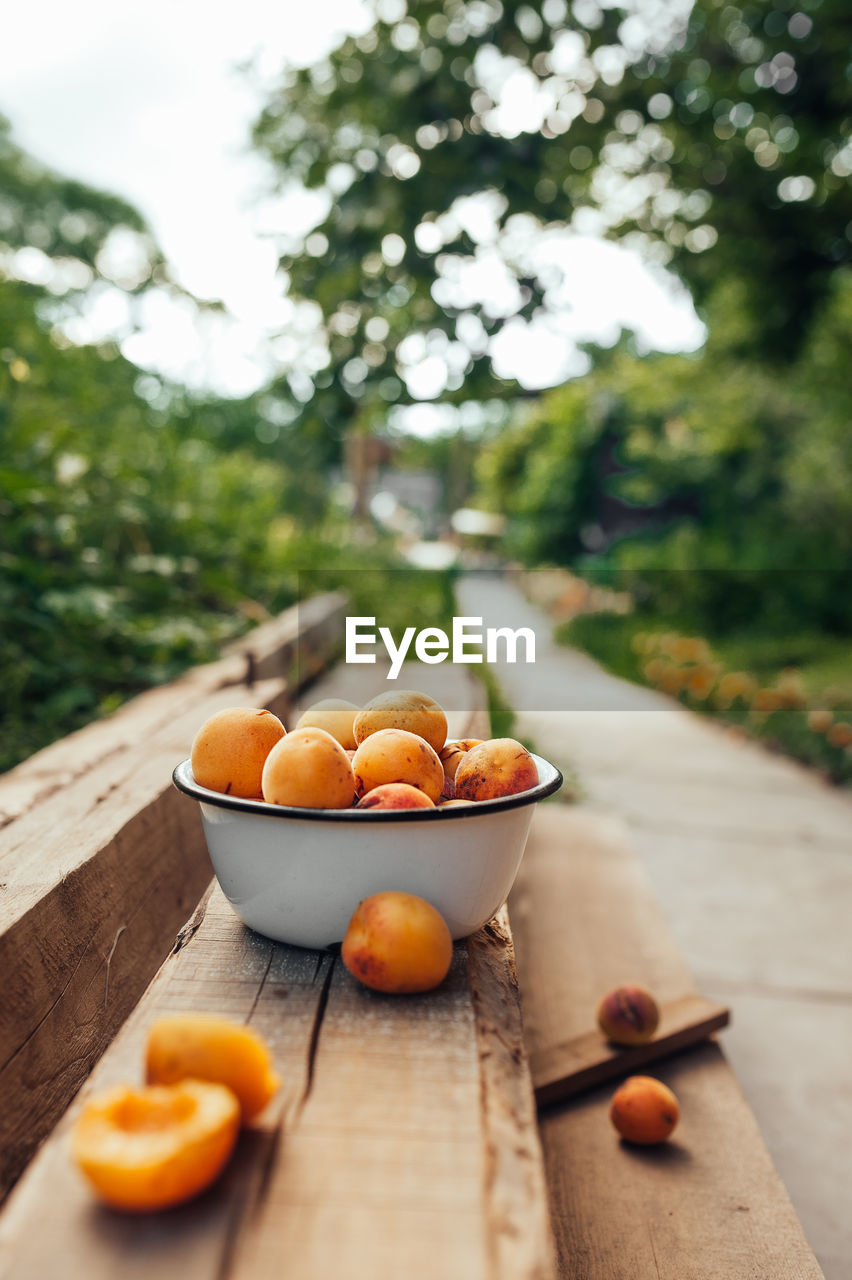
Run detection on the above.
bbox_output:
[0,886,556,1280]
[0,593,346,1202]
[509,807,825,1280]
[530,993,730,1107]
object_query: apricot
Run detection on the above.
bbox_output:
[356,783,435,810]
[261,726,355,809]
[145,1013,281,1123]
[351,728,444,803]
[597,985,660,1046]
[609,1075,679,1145]
[454,738,539,801]
[295,698,360,750]
[439,798,475,807]
[341,891,453,994]
[190,707,286,798]
[72,1080,240,1211]
[353,690,448,754]
[438,738,483,782]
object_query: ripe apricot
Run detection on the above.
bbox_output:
[351,728,445,803]
[609,1075,679,1145]
[145,1013,281,1123]
[295,698,360,750]
[353,690,448,754]
[190,707,286,798]
[72,1080,240,1211]
[261,726,355,809]
[597,985,660,1046]
[356,783,435,810]
[341,891,453,994]
[454,738,539,801]
[438,738,483,782]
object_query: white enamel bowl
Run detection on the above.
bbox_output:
[173,749,562,950]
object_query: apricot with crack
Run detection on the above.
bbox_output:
[438,738,483,781]
[145,1013,281,1123]
[190,707,285,798]
[356,783,435,810]
[295,698,360,750]
[609,1075,679,1145]
[341,891,453,993]
[353,690,447,754]
[262,726,354,809]
[72,1080,240,1211]
[597,984,660,1046]
[351,728,444,803]
[454,738,539,801]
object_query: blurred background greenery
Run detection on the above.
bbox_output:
[1,0,850,777]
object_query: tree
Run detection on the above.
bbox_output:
[252,0,852,444]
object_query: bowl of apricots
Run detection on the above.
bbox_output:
[173,689,561,949]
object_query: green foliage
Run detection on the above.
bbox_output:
[559,611,852,786]
[251,0,852,446]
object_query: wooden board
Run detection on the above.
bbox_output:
[0,594,345,1202]
[530,993,730,1108]
[0,889,556,1280]
[509,806,825,1279]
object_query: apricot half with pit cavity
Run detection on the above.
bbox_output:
[454,738,539,801]
[341,891,453,994]
[353,690,448,754]
[597,984,660,1046]
[72,1080,240,1211]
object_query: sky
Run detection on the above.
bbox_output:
[0,0,705,413]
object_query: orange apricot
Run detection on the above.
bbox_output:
[261,726,355,809]
[356,783,435,810]
[438,738,483,782]
[190,707,285,798]
[72,1080,240,1211]
[597,985,660,1046]
[609,1075,679,1145]
[145,1013,280,1123]
[351,728,445,803]
[353,690,448,753]
[454,738,539,801]
[341,891,453,994]
[295,698,360,750]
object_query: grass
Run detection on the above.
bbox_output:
[558,611,852,787]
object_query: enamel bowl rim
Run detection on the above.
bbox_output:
[172,746,562,821]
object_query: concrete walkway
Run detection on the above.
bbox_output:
[457,572,852,1280]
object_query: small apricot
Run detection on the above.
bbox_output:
[454,738,539,801]
[356,783,435,810]
[295,698,360,750]
[262,726,355,809]
[145,1013,281,1123]
[609,1075,679,1145]
[341,891,453,994]
[597,985,660,1046]
[72,1080,240,1211]
[190,707,286,798]
[438,738,483,782]
[351,728,445,803]
[354,690,448,754]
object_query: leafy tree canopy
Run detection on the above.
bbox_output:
[253,0,852,441]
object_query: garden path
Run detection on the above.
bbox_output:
[456,571,852,1280]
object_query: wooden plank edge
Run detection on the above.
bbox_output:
[531,994,730,1110]
[468,908,558,1280]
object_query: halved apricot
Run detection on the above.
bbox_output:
[145,1013,281,1123]
[72,1080,240,1211]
